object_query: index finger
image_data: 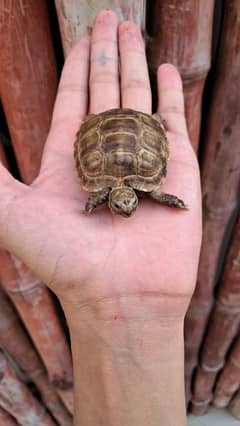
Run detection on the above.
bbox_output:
[41,36,90,166]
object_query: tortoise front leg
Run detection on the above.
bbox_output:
[148,190,187,209]
[84,188,110,214]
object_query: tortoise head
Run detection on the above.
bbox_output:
[109,187,138,218]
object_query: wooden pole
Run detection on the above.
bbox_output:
[213,337,240,408]
[0,352,55,426]
[191,214,240,414]
[228,389,240,420]
[0,250,73,390]
[0,407,17,426]
[34,375,73,423]
[0,143,8,169]
[147,0,214,152]
[184,0,240,403]
[57,388,74,415]
[0,286,72,423]
[0,0,58,183]
[55,0,146,55]
[190,367,216,415]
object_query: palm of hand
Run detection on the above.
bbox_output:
[21,131,200,316]
[0,12,201,318]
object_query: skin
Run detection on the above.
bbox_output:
[0,10,202,426]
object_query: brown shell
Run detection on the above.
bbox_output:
[74,108,169,192]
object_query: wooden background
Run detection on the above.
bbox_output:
[0,1,239,424]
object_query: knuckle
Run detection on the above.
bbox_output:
[90,70,118,85]
[58,83,87,96]
[122,78,150,91]
[91,38,117,47]
[164,106,185,115]
[64,54,87,71]
[119,20,141,37]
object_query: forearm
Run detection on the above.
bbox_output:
[64,295,187,426]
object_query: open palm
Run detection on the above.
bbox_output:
[0,11,201,319]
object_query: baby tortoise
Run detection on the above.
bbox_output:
[74,108,186,218]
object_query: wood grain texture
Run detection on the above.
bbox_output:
[0,352,55,426]
[213,337,240,408]
[191,215,240,414]
[228,388,240,420]
[147,0,215,151]
[185,0,240,403]
[0,287,72,424]
[0,251,73,391]
[0,407,17,425]
[0,0,58,184]
[57,388,74,415]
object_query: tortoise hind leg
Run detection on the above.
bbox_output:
[84,188,110,214]
[148,190,187,209]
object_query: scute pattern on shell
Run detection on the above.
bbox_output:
[74,108,169,193]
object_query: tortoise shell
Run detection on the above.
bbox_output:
[74,108,169,193]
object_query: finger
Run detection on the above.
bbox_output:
[157,64,189,139]
[0,162,21,202]
[156,65,199,207]
[42,36,90,165]
[0,161,26,244]
[89,10,119,113]
[0,145,24,204]
[118,21,151,113]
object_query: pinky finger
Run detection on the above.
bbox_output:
[157,64,189,140]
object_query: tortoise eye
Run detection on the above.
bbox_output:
[114,202,121,209]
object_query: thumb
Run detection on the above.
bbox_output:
[0,159,27,247]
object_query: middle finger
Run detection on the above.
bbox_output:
[89,10,120,113]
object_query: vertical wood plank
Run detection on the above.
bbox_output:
[191,215,240,414]
[0,353,55,426]
[213,338,240,408]
[0,407,17,426]
[0,0,58,183]
[185,0,240,404]
[228,389,240,420]
[147,0,215,152]
[0,287,72,424]
[0,251,73,391]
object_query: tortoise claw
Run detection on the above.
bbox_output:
[82,208,93,215]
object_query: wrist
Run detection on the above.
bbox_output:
[63,294,186,426]
[61,292,188,330]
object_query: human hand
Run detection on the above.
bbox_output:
[0,10,201,321]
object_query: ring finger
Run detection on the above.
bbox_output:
[118,21,151,113]
[89,10,120,113]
